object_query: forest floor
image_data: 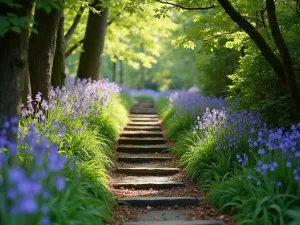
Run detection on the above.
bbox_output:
[106,100,235,225]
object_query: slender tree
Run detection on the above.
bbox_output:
[140,43,145,89]
[51,15,65,88]
[0,1,33,128]
[77,1,109,80]
[112,60,117,82]
[120,60,124,84]
[28,6,62,98]
[52,6,85,87]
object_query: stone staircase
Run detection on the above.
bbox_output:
[111,100,224,225]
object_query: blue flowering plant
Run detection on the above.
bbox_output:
[157,90,300,224]
[0,78,132,225]
[1,121,66,225]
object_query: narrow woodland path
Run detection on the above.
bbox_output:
[108,100,234,225]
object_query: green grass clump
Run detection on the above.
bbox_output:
[156,96,196,140]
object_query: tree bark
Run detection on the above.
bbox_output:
[22,68,31,104]
[0,1,32,137]
[266,0,300,109]
[112,60,117,82]
[77,3,109,80]
[52,15,66,88]
[120,60,124,84]
[22,16,32,104]
[28,7,61,98]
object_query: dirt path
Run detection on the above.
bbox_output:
[108,100,234,225]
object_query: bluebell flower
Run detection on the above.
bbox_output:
[54,176,65,192]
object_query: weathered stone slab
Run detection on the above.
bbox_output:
[117,145,169,153]
[113,181,185,189]
[117,156,173,163]
[127,121,160,126]
[116,167,180,176]
[131,118,159,122]
[118,197,201,207]
[121,131,163,138]
[118,137,166,145]
[130,114,159,118]
[124,126,161,131]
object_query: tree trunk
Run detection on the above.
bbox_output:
[52,15,66,88]
[22,69,31,104]
[22,17,32,104]
[140,44,145,89]
[0,1,32,137]
[266,0,300,110]
[112,60,117,82]
[77,3,109,80]
[120,60,124,84]
[28,7,61,98]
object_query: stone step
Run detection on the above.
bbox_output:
[127,121,160,126]
[132,107,155,110]
[116,167,180,176]
[118,197,201,207]
[117,145,169,153]
[131,111,157,115]
[132,106,155,109]
[130,114,159,118]
[124,126,161,131]
[135,103,155,106]
[118,137,166,145]
[121,131,163,138]
[122,221,224,225]
[117,156,173,163]
[113,181,185,189]
[131,118,159,122]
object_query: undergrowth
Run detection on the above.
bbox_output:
[156,94,300,225]
[0,79,133,225]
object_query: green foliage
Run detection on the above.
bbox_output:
[228,47,299,126]
[142,0,300,125]
[65,0,177,81]
[0,0,65,37]
[208,171,300,225]
[287,208,300,225]
[0,13,34,36]
[196,40,240,97]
